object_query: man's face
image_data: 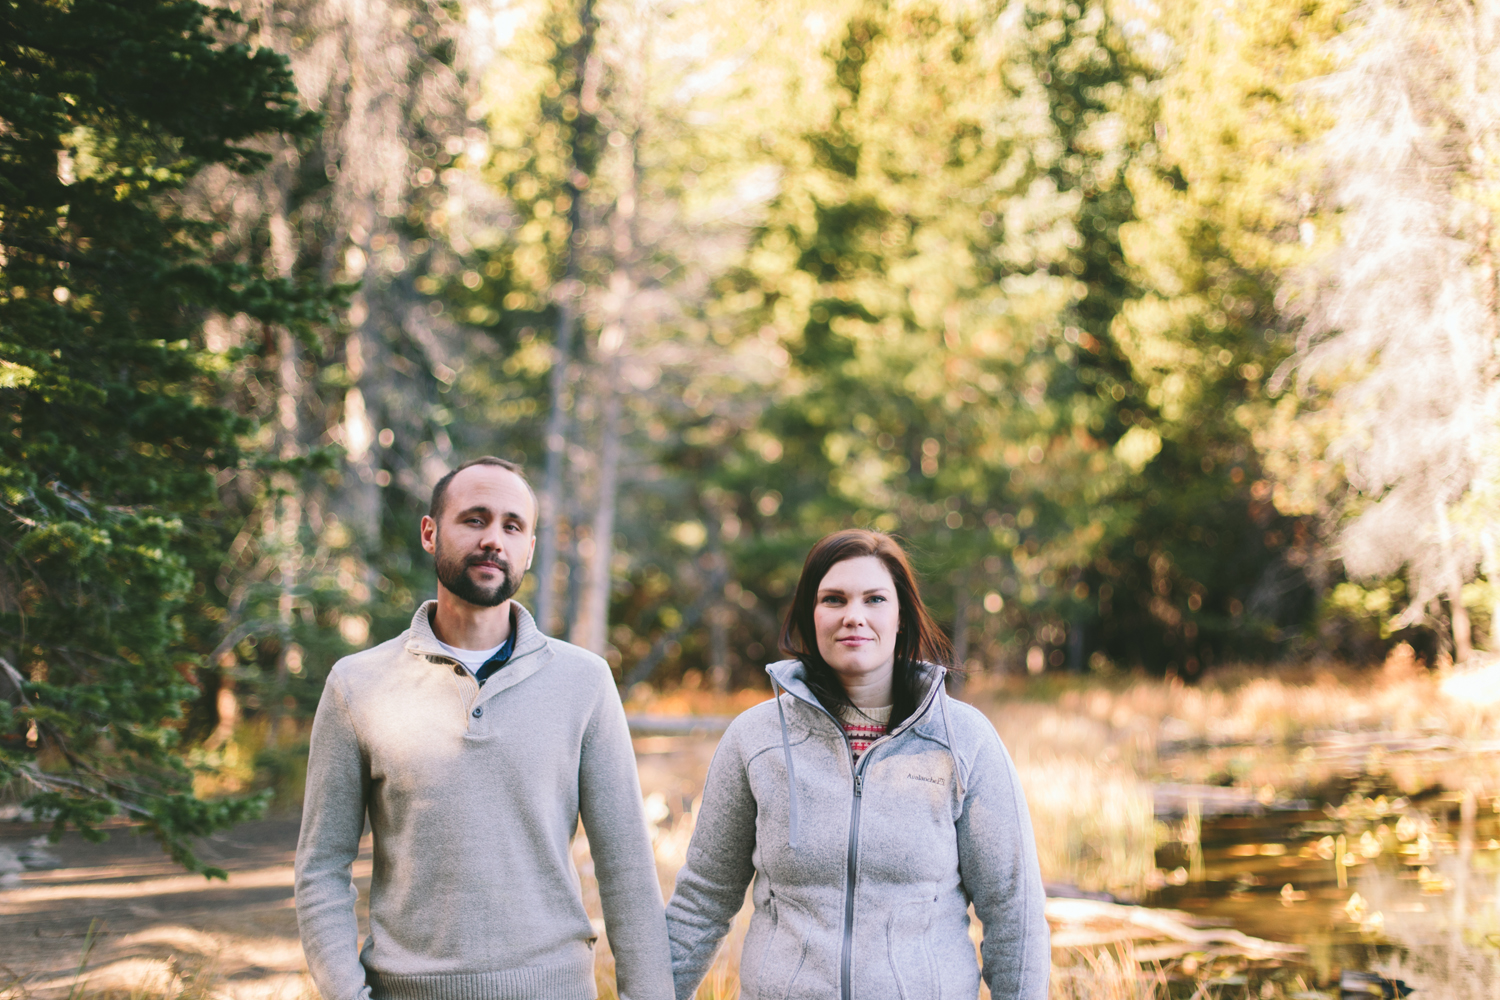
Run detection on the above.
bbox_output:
[420,466,537,609]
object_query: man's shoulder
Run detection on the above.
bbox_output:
[534,635,615,686]
[327,630,412,688]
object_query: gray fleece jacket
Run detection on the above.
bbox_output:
[664,660,1049,1000]
[295,601,673,1000]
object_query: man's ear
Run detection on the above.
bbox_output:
[525,533,536,570]
[420,515,438,555]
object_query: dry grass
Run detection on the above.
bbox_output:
[1016,757,1158,899]
[981,697,1159,899]
[1048,946,1171,1000]
[979,648,1500,749]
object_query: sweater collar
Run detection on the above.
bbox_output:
[405,598,549,664]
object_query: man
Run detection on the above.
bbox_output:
[295,456,673,1000]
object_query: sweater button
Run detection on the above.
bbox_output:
[453,665,464,676]
[472,707,483,718]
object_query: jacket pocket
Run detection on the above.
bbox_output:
[886,894,941,1000]
[750,892,812,1000]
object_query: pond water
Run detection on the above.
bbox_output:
[1146,738,1500,997]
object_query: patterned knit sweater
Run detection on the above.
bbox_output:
[836,703,892,759]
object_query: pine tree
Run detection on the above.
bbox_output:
[0,0,329,873]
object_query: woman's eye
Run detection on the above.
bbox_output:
[868,595,886,604]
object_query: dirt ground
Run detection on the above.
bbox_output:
[0,817,362,1000]
[0,734,718,1000]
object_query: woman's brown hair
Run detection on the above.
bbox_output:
[779,529,953,727]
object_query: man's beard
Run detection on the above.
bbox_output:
[434,538,521,608]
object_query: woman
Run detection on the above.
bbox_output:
[665,529,1049,1000]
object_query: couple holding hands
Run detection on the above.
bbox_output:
[295,457,1049,1000]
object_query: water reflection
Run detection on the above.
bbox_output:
[1149,738,1500,995]
[1350,791,1500,999]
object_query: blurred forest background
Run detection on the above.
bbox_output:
[6,0,1500,852]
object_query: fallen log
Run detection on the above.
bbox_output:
[1045,897,1306,961]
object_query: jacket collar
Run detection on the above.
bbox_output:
[764,657,947,736]
[405,599,549,665]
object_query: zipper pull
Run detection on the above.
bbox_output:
[854,774,863,797]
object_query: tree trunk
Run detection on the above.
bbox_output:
[1480,205,1500,652]
[1450,585,1473,664]
[533,0,600,635]
[206,665,238,751]
[708,513,730,691]
[570,75,638,652]
[709,603,730,692]
[560,518,585,638]
[571,349,623,654]
[1435,496,1473,662]
[534,290,579,634]
[268,202,301,747]
[1483,531,1500,651]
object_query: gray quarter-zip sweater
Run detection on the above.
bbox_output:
[665,660,1049,1000]
[295,601,673,1000]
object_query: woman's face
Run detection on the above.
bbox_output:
[813,555,901,698]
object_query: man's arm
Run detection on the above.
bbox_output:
[295,671,373,1000]
[577,680,674,1000]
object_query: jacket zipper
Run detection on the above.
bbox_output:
[842,764,865,1000]
[796,674,945,1000]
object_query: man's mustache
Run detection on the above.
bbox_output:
[466,553,510,574]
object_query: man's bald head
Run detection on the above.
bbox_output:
[428,456,538,531]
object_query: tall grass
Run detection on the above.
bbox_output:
[981,699,1158,898]
[1048,946,1171,1000]
[981,652,1500,749]
[1016,757,1157,898]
